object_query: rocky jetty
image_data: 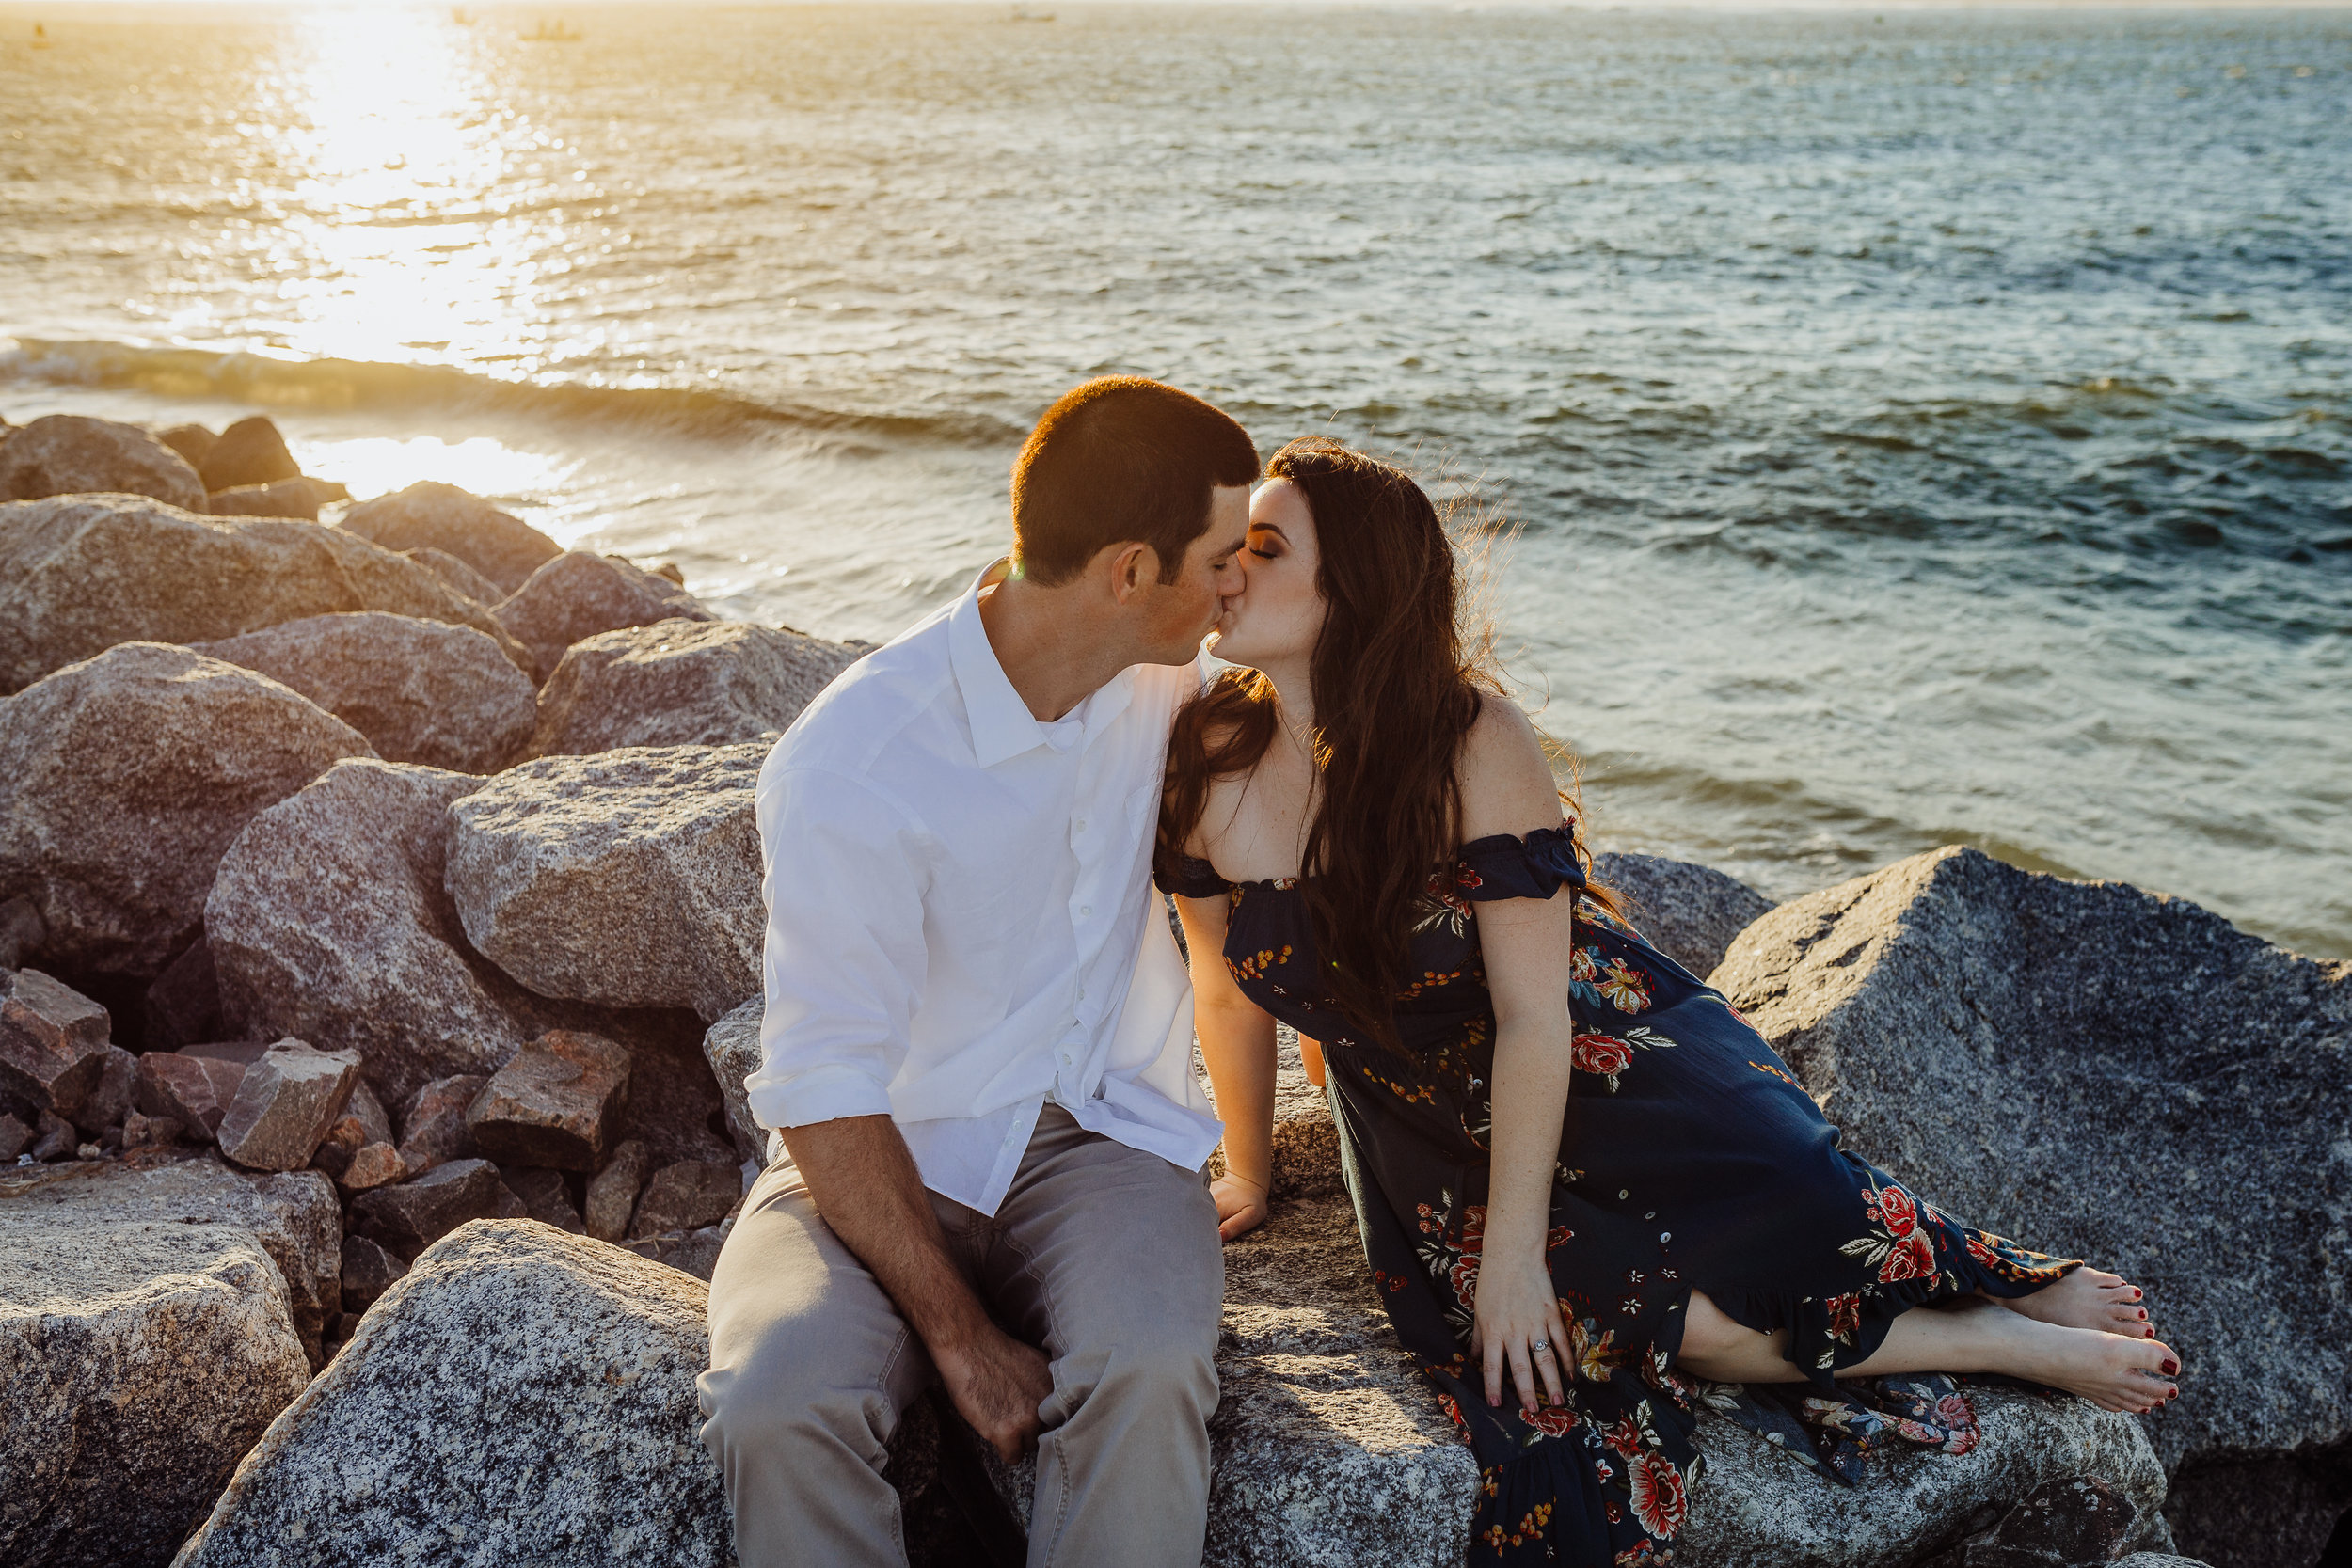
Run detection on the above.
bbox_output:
[0,494,524,692]
[0,432,2286,1566]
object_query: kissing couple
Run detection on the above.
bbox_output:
[696,377,2181,1566]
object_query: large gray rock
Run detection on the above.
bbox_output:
[207,758,739,1162]
[1711,846,2352,1568]
[341,482,561,597]
[1591,851,1775,981]
[0,493,528,693]
[0,1216,311,1568]
[196,416,299,495]
[203,479,317,521]
[0,643,374,976]
[194,611,537,773]
[494,551,715,683]
[446,744,765,1022]
[0,1150,342,1360]
[0,414,207,512]
[400,546,504,607]
[173,1223,731,1568]
[205,759,559,1109]
[532,618,864,757]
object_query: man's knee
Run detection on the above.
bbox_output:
[1050,1329,1218,1432]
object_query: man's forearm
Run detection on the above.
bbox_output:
[778,1114,995,1359]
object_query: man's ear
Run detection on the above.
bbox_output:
[1105,541,1159,605]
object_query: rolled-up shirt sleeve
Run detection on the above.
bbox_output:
[744,761,930,1132]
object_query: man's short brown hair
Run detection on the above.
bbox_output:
[1010,377,1259,586]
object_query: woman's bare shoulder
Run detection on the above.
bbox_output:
[1455,695,1564,841]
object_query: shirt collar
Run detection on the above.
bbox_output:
[949,559,1146,768]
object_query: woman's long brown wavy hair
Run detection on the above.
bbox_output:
[1158,436,1613,1049]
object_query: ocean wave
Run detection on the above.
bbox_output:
[0,338,1028,451]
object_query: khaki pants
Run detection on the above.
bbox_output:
[697,1105,1225,1568]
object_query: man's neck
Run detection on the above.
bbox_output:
[977,570,1138,722]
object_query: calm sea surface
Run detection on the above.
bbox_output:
[3,3,2347,955]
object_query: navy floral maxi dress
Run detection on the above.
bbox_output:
[1161,824,2075,1567]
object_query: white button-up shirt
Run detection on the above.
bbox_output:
[744,559,1220,1215]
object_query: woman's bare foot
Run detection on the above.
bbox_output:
[1994,1266,2153,1339]
[1979,1301,2181,1414]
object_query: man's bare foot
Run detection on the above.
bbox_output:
[1982,1304,2180,1415]
[1993,1266,2153,1339]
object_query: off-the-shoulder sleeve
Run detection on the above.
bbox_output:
[1154,852,1233,899]
[1454,823,1587,901]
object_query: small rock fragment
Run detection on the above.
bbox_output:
[339,1142,405,1193]
[215,1039,360,1173]
[121,1109,183,1150]
[0,1113,29,1160]
[0,968,113,1118]
[348,1157,527,1259]
[309,1114,366,1180]
[463,1030,630,1173]
[583,1138,650,1243]
[30,1109,76,1160]
[135,1051,247,1142]
[395,1073,487,1175]
[340,1233,408,1313]
[628,1159,741,1240]
[70,1043,136,1138]
[199,415,300,494]
[500,1165,585,1234]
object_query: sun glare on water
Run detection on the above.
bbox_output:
[197,7,563,376]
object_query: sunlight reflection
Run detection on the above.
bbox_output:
[257,8,548,370]
[311,434,569,513]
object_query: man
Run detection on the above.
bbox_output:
[698,376,1260,1567]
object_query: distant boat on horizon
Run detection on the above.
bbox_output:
[451,7,474,24]
[1008,7,1056,21]
[30,22,51,48]
[519,20,583,43]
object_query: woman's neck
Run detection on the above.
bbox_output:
[1256,658,1317,763]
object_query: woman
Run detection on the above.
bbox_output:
[1158,438,2179,1567]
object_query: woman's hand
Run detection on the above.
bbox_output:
[1212,1172,1270,1242]
[1473,1248,1570,1414]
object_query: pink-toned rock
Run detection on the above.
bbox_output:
[530,618,864,757]
[0,1112,30,1160]
[0,969,113,1118]
[628,1159,740,1240]
[216,1039,360,1173]
[341,482,561,597]
[399,546,504,607]
[135,1053,251,1146]
[29,1110,75,1161]
[499,1164,584,1234]
[193,611,536,774]
[340,1232,406,1312]
[493,551,714,683]
[395,1073,485,1175]
[463,1030,629,1173]
[0,644,374,976]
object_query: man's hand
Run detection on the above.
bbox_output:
[936,1324,1055,1463]
[1211,1172,1269,1242]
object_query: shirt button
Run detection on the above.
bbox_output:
[1077,987,1087,1002]
[1074,817,1089,833]
[1080,905,1092,918]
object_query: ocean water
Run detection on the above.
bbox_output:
[2,3,2347,956]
